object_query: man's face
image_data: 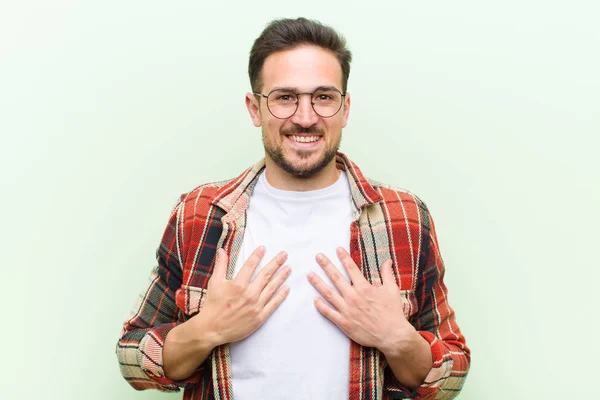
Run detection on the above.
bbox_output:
[247,45,351,178]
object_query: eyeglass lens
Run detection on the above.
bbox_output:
[267,89,343,119]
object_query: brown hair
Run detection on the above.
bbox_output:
[249,18,352,93]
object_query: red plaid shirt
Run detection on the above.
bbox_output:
[116,153,470,399]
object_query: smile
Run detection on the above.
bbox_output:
[289,135,320,143]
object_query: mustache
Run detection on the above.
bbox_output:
[280,126,325,136]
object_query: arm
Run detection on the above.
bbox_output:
[163,247,291,381]
[162,310,219,381]
[307,213,470,399]
[116,197,292,390]
[115,199,204,391]
[379,328,433,390]
[385,210,471,400]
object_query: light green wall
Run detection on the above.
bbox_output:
[1,1,599,399]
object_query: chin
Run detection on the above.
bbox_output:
[279,153,334,178]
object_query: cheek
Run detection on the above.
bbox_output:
[263,119,284,139]
[324,118,344,137]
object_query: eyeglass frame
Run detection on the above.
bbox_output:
[253,86,348,119]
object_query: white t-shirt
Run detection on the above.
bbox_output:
[230,170,354,400]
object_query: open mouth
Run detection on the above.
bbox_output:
[288,135,321,143]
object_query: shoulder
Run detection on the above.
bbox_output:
[168,178,234,217]
[365,177,434,232]
[180,178,233,204]
[367,178,429,212]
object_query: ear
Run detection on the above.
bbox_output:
[245,92,263,127]
[341,92,351,128]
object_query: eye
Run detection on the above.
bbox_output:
[271,90,296,102]
[317,94,333,100]
[314,91,339,102]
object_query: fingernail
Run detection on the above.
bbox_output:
[279,251,288,262]
[316,253,323,262]
[336,247,344,254]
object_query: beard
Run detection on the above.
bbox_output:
[263,126,341,178]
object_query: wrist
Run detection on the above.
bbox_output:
[380,327,434,390]
[186,310,223,350]
[167,313,221,359]
[378,321,419,358]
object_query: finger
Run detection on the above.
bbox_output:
[313,297,346,331]
[211,248,228,282]
[235,245,266,282]
[307,271,345,311]
[380,259,397,291]
[335,247,368,288]
[258,265,291,305]
[262,285,290,319]
[252,251,288,291]
[315,253,353,296]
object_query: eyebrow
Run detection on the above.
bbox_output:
[270,85,341,93]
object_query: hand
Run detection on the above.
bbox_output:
[195,246,291,346]
[307,247,413,353]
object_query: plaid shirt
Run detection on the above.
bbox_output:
[116,153,470,400]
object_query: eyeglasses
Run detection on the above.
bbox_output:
[253,87,347,119]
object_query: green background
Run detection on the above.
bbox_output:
[1,1,599,398]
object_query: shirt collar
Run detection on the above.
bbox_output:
[211,152,383,222]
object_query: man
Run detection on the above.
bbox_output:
[117,17,470,400]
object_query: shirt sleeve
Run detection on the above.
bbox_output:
[385,209,471,400]
[115,199,205,391]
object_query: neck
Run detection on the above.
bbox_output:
[264,157,340,192]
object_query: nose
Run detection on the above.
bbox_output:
[289,94,319,127]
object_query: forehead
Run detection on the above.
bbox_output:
[261,45,343,92]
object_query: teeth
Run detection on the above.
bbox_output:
[291,135,319,143]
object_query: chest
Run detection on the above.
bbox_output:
[174,203,420,321]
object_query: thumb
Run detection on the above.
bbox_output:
[380,259,397,290]
[212,248,229,282]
